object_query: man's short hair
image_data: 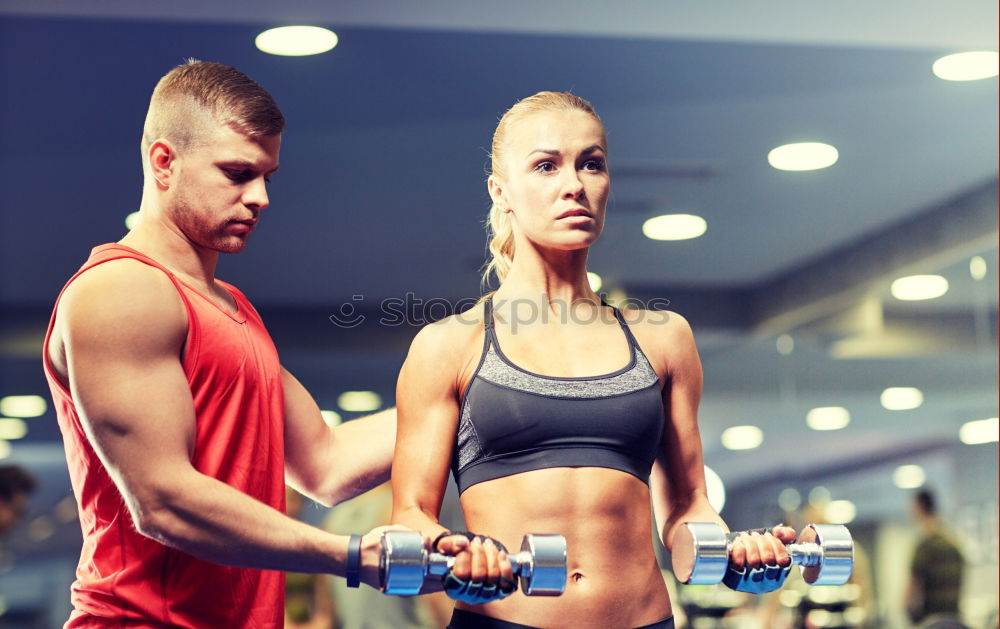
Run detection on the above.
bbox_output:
[142,59,285,153]
[0,465,36,502]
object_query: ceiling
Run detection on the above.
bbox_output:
[0,2,996,534]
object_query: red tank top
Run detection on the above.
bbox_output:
[42,244,286,628]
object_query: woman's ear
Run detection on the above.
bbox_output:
[487,175,511,213]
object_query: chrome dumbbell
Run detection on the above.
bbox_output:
[379,531,567,596]
[672,522,854,586]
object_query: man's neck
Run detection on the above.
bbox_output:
[120,213,220,289]
[920,515,941,534]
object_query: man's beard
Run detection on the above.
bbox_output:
[171,192,247,254]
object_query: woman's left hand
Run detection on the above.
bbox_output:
[728,525,796,571]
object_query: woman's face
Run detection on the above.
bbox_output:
[490,109,609,252]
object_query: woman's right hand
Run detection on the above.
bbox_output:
[436,534,516,602]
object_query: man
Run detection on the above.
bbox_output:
[0,465,36,535]
[906,488,965,625]
[42,60,413,627]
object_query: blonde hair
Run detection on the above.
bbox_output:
[141,59,284,155]
[481,92,604,289]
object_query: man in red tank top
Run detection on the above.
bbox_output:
[42,60,416,628]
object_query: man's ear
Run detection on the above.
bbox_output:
[487,175,510,213]
[147,139,178,189]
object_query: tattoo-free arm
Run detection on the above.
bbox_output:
[282,368,396,507]
[647,313,727,550]
[59,261,376,580]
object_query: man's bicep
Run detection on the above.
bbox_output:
[62,268,196,499]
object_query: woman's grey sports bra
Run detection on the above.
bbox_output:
[452,297,666,494]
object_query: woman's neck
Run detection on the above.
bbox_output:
[494,245,600,310]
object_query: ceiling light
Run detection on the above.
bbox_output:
[337,391,381,412]
[721,425,763,450]
[808,486,831,506]
[704,465,726,512]
[587,272,602,292]
[320,410,342,427]
[960,417,999,444]
[824,499,857,524]
[780,589,804,608]
[56,495,78,523]
[255,26,339,57]
[890,274,948,301]
[767,142,839,171]
[778,487,802,511]
[28,515,56,542]
[932,51,999,81]
[892,464,926,489]
[0,440,9,460]
[776,334,794,356]
[969,256,987,280]
[642,214,707,241]
[0,395,47,418]
[0,418,27,440]
[806,407,850,431]
[880,387,923,411]
[125,211,140,230]
[843,607,866,624]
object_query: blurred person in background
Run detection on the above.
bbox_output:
[285,487,335,629]
[906,488,965,627]
[0,465,36,535]
[755,500,875,629]
[325,481,456,629]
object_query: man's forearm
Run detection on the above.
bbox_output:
[135,467,349,575]
[324,407,397,504]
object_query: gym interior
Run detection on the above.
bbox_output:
[0,3,996,628]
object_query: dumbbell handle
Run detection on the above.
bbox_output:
[719,540,824,566]
[425,550,533,578]
[786,542,825,567]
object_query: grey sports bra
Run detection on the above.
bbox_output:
[452,297,666,494]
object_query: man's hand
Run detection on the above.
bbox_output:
[358,524,421,590]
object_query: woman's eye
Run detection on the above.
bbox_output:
[534,161,556,173]
[582,158,605,171]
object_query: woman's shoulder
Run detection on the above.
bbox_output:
[617,306,696,359]
[617,305,692,334]
[406,301,488,362]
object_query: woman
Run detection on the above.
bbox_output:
[391,92,794,629]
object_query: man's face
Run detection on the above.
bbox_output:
[0,492,27,534]
[168,125,281,254]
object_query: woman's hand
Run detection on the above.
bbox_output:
[723,525,797,594]
[436,533,517,603]
[728,525,796,571]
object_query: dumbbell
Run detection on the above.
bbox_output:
[379,531,567,596]
[672,522,854,586]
